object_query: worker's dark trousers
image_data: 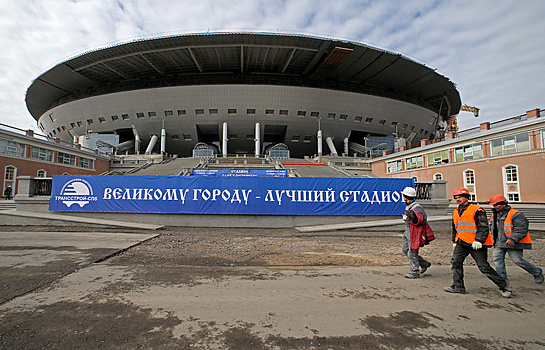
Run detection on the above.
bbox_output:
[451,243,507,290]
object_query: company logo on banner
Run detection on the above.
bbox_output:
[57,178,98,208]
[50,175,413,216]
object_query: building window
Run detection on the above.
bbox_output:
[228,109,237,114]
[427,150,449,165]
[354,116,363,122]
[455,143,483,162]
[505,165,518,182]
[541,129,545,149]
[98,117,106,123]
[365,117,373,123]
[111,115,119,121]
[503,164,521,202]
[434,173,443,180]
[379,119,386,125]
[429,117,436,124]
[0,139,26,157]
[177,110,187,116]
[465,169,475,185]
[57,152,76,166]
[247,109,256,115]
[291,134,300,142]
[148,111,157,117]
[279,110,288,116]
[265,109,274,115]
[402,123,408,129]
[463,169,477,201]
[136,113,145,118]
[391,121,398,127]
[339,114,348,121]
[182,134,191,140]
[491,133,530,156]
[405,155,423,170]
[209,108,218,115]
[70,122,76,128]
[303,135,312,142]
[297,111,306,117]
[121,114,129,120]
[87,119,94,125]
[31,147,53,162]
[37,169,47,177]
[310,112,319,118]
[4,166,15,181]
[387,160,403,173]
[508,193,520,202]
[164,110,173,117]
[171,135,180,140]
[79,157,94,169]
[49,113,56,122]
[195,109,204,115]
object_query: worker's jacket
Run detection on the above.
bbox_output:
[453,204,493,246]
[490,207,531,249]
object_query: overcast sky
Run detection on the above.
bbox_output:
[1,0,544,132]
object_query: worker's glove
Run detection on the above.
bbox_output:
[453,243,457,249]
[471,241,483,250]
[402,214,408,221]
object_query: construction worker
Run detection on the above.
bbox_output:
[489,195,544,285]
[401,187,434,278]
[445,187,511,297]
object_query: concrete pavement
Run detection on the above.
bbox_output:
[1,229,544,349]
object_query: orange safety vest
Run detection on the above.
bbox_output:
[453,204,494,245]
[490,208,532,244]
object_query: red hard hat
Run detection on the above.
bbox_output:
[489,194,507,205]
[453,187,470,196]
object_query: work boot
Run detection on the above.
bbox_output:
[444,286,466,294]
[404,273,420,279]
[420,262,432,274]
[535,269,544,284]
[500,289,512,298]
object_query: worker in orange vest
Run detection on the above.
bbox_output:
[489,195,544,285]
[444,188,511,297]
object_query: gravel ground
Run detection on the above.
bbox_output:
[109,225,545,270]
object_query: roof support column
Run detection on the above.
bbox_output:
[222,122,228,157]
[145,134,158,155]
[326,137,338,156]
[255,122,261,157]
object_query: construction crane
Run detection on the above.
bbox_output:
[445,104,479,134]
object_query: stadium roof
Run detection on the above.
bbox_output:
[26,32,461,122]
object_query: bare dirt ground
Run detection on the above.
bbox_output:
[1,224,545,349]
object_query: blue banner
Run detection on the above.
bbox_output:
[49,175,413,216]
[192,169,287,177]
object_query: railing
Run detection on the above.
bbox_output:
[33,178,52,196]
[415,182,431,200]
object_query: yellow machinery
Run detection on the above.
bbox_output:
[446,104,479,133]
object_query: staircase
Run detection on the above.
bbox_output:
[0,200,16,210]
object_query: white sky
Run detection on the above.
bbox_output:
[1,0,544,132]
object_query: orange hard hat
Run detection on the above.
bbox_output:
[489,194,507,205]
[453,187,470,196]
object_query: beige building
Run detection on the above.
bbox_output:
[371,109,545,203]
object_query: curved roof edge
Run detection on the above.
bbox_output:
[26,31,461,122]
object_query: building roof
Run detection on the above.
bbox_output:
[26,32,461,122]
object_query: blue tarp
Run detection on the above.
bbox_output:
[49,175,413,216]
